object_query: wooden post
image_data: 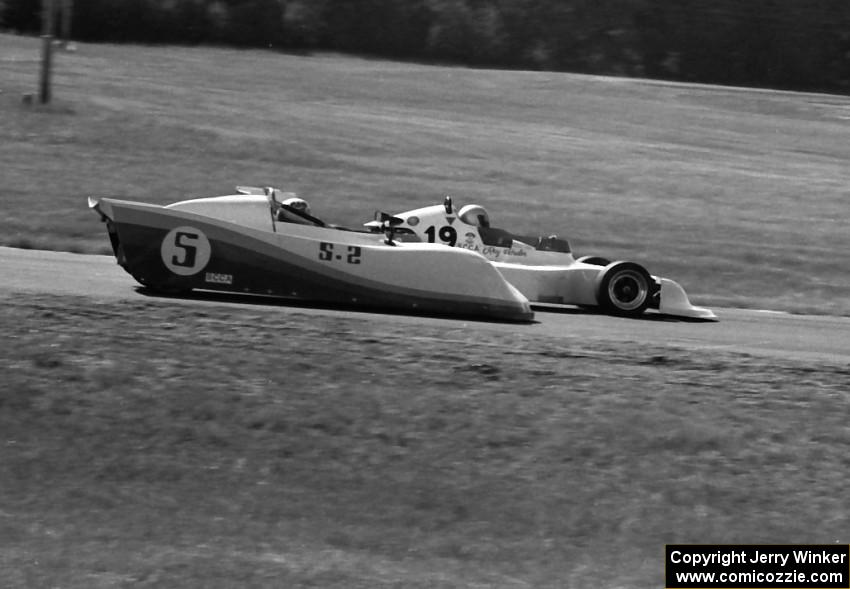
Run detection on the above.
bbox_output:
[40,0,56,104]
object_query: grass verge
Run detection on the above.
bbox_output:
[2,294,849,587]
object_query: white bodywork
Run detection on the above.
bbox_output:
[373,202,717,320]
[98,193,533,314]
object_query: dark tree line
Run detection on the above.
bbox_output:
[4,0,850,93]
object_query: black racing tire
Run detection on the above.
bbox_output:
[596,261,652,317]
[576,255,611,266]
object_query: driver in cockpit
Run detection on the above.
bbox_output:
[275,193,314,224]
[458,204,490,228]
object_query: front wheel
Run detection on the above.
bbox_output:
[596,262,652,317]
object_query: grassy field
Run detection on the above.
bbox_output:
[1,33,849,315]
[2,295,849,588]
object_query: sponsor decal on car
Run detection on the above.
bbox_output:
[205,272,233,285]
[481,245,528,258]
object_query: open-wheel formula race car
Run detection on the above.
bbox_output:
[368,196,716,321]
[89,187,716,322]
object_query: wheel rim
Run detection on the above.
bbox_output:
[607,269,648,311]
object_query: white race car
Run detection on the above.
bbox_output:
[368,197,716,320]
[89,189,534,322]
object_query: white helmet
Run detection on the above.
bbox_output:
[276,194,313,223]
[458,204,490,228]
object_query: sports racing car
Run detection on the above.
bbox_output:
[89,188,534,322]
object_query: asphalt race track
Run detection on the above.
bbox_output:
[3,246,849,364]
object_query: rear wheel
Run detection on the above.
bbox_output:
[596,262,652,317]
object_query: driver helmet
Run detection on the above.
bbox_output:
[277,194,313,223]
[458,204,490,228]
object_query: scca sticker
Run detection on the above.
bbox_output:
[160,226,211,276]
